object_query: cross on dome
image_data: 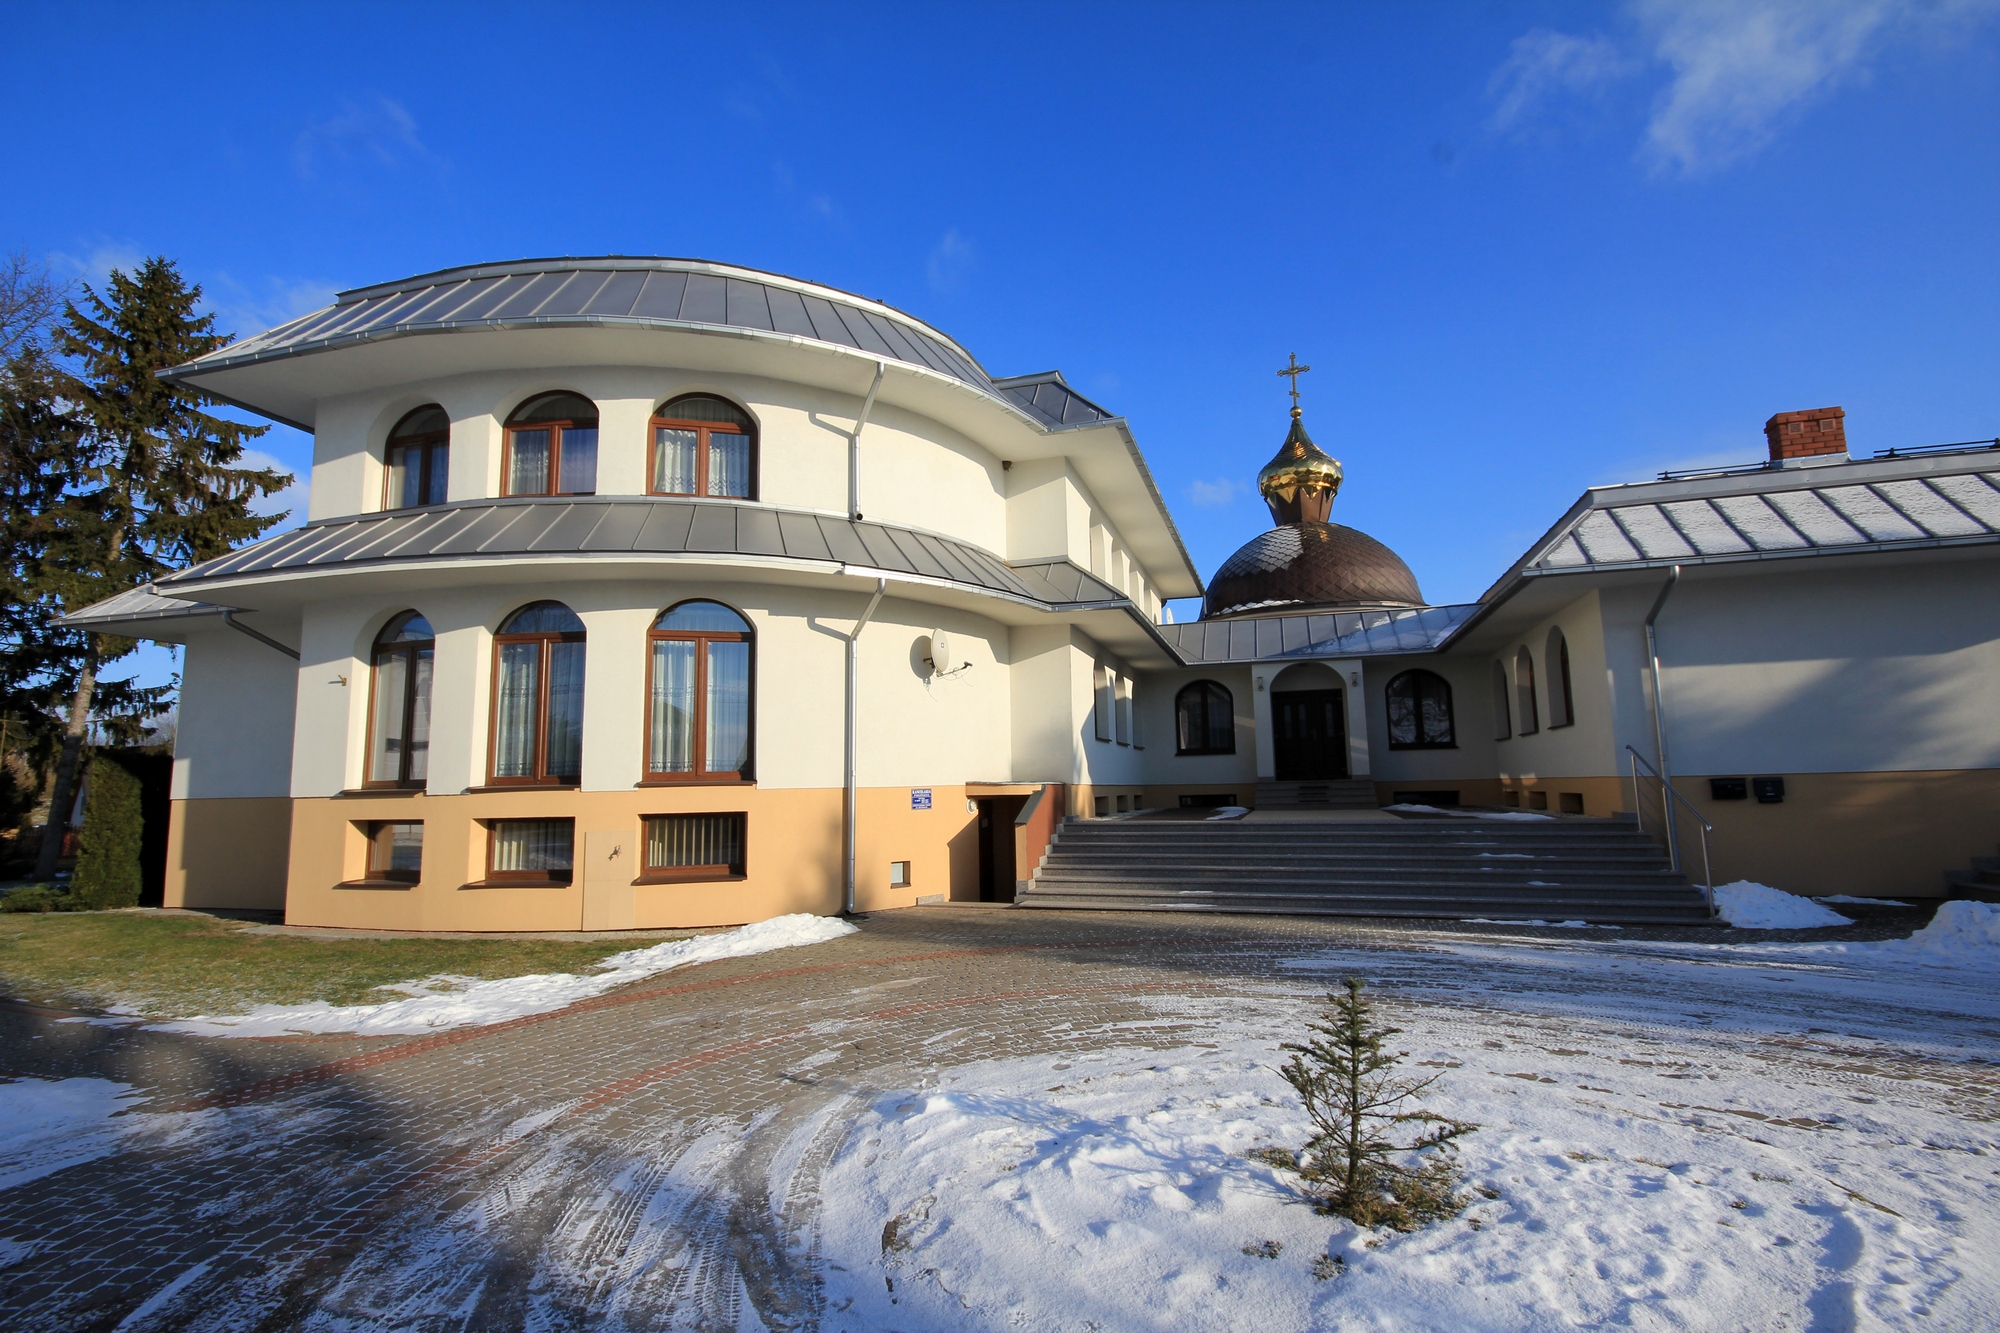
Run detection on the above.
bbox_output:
[1277,353,1311,413]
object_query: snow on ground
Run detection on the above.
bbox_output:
[1383,804,1556,822]
[1713,881,1853,929]
[1817,895,1913,906]
[1205,806,1251,821]
[0,1077,148,1192]
[150,913,858,1038]
[816,990,2000,1332]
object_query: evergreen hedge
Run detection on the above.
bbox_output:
[70,750,148,909]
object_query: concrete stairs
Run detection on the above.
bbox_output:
[1018,817,1718,925]
[1945,846,2000,902]
[1254,779,1378,809]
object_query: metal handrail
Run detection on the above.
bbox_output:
[1626,745,1716,916]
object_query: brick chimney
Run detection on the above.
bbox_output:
[1765,406,1847,462]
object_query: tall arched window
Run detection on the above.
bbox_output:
[650,394,755,499]
[1491,660,1512,741]
[504,392,598,497]
[1385,669,1454,749]
[367,611,434,787]
[491,601,586,785]
[385,407,450,509]
[1174,680,1234,755]
[1546,627,1574,728]
[647,600,753,781]
[1514,646,1540,735]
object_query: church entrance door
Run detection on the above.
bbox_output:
[1273,689,1348,780]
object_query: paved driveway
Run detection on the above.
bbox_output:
[0,905,1987,1331]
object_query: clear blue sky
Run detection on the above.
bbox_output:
[8,1,1999,669]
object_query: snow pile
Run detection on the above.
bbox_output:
[1712,881,1853,928]
[1867,900,2000,971]
[1204,806,1250,821]
[1816,895,1912,906]
[152,913,859,1038]
[1384,804,1555,822]
[0,1077,147,1191]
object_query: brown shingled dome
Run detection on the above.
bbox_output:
[1201,522,1424,619]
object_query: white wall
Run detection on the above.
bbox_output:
[1133,665,1259,788]
[285,577,1017,799]
[1487,589,1620,779]
[1645,557,2000,774]
[1360,652,1502,785]
[174,623,299,800]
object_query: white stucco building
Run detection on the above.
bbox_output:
[67,257,2000,927]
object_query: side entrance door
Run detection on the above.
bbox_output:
[1273,689,1348,780]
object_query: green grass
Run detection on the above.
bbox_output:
[0,911,694,1019]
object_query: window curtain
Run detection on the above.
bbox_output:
[654,428,698,493]
[369,652,409,782]
[387,448,416,509]
[544,641,586,779]
[706,640,750,772]
[423,444,449,506]
[509,429,550,495]
[1418,676,1453,745]
[649,640,697,772]
[708,433,750,497]
[557,427,598,493]
[406,648,433,780]
[493,819,573,872]
[494,642,541,777]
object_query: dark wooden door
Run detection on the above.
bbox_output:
[976,797,1026,901]
[1274,689,1348,780]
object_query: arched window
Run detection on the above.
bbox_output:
[1514,647,1539,735]
[650,394,755,499]
[367,611,433,786]
[1546,627,1574,728]
[504,392,598,497]
[1385,669,1454,749]
[491,601,586,785]
[385,407,450,509]
[1491,660,1512,741]
[1174,680,1234,755]
[647,600,753,781]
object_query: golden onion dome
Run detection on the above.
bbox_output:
[1257,408,1343,525]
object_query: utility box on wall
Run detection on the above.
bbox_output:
[1752,776,1786,804]
[1710,777,1748,801]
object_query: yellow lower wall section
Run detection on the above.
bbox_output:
[1671,769,2000,900]
[284,784,982,932]
[164,798,293,912]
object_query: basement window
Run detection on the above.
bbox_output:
[370,822,424,882]
[889,860,911,888]
[487,818,575,885]
[641,812,746,882]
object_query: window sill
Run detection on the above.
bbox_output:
[1174,749,1237,757]
[336,787,424,798]
[467,784,580,793]
[336,878,416,890]
[460,878,574,890]
[634,872,746,886]
[636,776,755,787]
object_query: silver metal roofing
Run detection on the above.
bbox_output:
[137,496,1129,612]
[61,583,229,628]
[161,257,1115,433]
[1159,604,1477,663]
[1524,451,2000,576]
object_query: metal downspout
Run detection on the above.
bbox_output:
[222,609,300,660]
[843,577,889,915]
[849,362,885,521]
[1643,565,1681,849]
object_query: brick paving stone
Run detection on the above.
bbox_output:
[0,906,1986,1331]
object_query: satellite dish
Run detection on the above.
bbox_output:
[926,629,952,675]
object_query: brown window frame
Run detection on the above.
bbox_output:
[642,602,755,786]
[1174,679,1235,755]
[366,821,424,884]
[503,394,598,498]
[646,398,757,500]
[636,811,748,884]
[487,608,586,788]
[383,407,451,510]
[482,817,575,886]
[363,612,435,789]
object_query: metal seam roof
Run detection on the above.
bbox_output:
[137,497,1141,617]
[161,257,1115,434]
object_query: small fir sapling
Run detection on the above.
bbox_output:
[1252,976,1477,1230]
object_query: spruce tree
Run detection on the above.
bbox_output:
[28,258,290,880]
[1253,977,1477,1230]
